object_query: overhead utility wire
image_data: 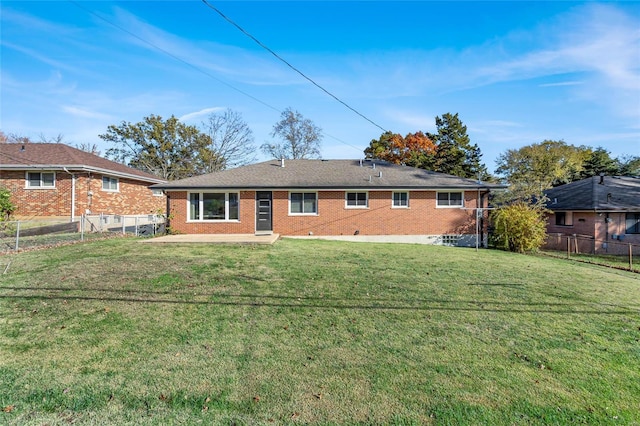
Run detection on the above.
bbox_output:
[68,0,279,114]
[201,0,389,134]
[68,1,364,154]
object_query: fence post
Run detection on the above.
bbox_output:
[122,216,126,235]
[135,216,139,237]
[81,214,85,241]
[630,244,633,271]
[567,236,571,259]
[15,221,20,252]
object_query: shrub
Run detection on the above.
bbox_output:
[490,202,547,253]
[0,187,16,221]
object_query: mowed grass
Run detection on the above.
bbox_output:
[0,238,639,425]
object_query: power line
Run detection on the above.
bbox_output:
[69,0,279,114]
[200,0,389,134]
[67,1,366,154]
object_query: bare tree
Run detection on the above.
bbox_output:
[261,108,322,159]
[76,143,101,156]
[38,132,65,143]
[200,109,256,172]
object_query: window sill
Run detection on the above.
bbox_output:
[187,220,241,223]
[288,213,318,216]
[25,187,56,190]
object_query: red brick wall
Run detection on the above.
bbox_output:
[167,189,480,236]
[546,211,640,255]
[1,171,165,219]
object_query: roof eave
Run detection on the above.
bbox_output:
[1,164,166,184]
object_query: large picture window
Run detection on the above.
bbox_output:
[290,192,317,214]
[437,192,463,207]
[346,192,368,208]
[189,192,239,221]
[26,172,55,188]
[626,213,640,234]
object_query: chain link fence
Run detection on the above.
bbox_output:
[0,214,165,254]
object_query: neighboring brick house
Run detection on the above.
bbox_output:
[154,159,505,247]
[544,175,640,255]
[0,143,167,221]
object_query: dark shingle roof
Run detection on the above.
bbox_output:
[155,159,504,190]
[0,143,166,184]
[545,176,640,211]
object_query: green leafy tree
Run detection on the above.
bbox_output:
[100,115,215,180]
[261,108,322,159]
[0,187,16,221]
[429,113,488,179]
[618,155,640,176]
[495,140,589,200]
[490,202,547,253]
[580,147,620,178]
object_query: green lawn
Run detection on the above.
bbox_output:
[1,238,639,425]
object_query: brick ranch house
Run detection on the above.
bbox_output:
[0,143,167,221]
[154,159,505,247]
[544,175,640,255]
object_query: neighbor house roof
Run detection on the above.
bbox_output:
[0,143,166,184]
[154,159,505,191]
[545,175,640,211]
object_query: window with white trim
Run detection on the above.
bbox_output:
[102,176,119,191]
[437,192,463,207]
[151,188,163,197]
[290,192,317,214]
[189,192,239,221]
[346,191,368,208]
[392,191,409,208]
[626,213,640,234]
[26,172,55,188]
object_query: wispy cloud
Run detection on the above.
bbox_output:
[539,81,584,88]
[61,106,113,120]
[179,107,225,122]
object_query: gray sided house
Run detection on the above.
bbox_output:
[154,159,505,246]
[544,175,640,254]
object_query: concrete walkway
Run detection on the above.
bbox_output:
[141,233,280,245]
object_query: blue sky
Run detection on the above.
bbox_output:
[1,1,639,171]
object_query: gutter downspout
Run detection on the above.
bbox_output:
[63,168,76,222]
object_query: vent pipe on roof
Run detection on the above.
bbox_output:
[373,163,376,169]
[599,173,604,184]
[359,159,363,167]
[280,158,285,168]
[369,175,372,182]
[20,145,25,152]
[378,171,382,178]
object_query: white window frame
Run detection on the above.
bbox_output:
[102,176,119,192]
[151,188,164,197]
[345,191,368,209]
[26,171,55,189]
[436,191,464,208]
[392,191,409,208]
[187,191,240,222]
[289,191,318,215]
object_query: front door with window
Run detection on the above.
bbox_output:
[256,191,273,233]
